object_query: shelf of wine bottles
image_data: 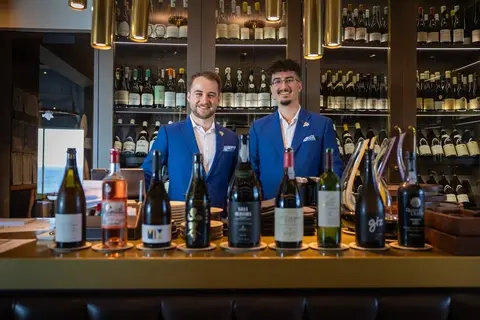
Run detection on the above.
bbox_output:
[416,126,480,158]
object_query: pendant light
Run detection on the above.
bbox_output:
[303,0,323,60]
[91,0,115,50]
[69,0,87,10]
[265,0,281,22]
[130,0,150,42]
[325,0,342,48]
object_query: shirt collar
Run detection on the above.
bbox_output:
[190,114,216,133]
[278,106,301,126]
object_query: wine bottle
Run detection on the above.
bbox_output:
[141,68,154,108]
[114,119,123,151]
[426,170,438,184]
[369,6,381,44]
[142,150,172,248]
[452,6,464,44]
[450,170,470,205]
[397,152,425,248]
[228,134,262,248]
[345,72,356,110]
[275,148,303,249]
[185,154,211,248]
[235,68,246,109]
[451,127,469,157]
[354,122,365,145]
[223,67,235,108]
[257,69,271,109]
[417,174,425,184]
[135,121,149,157]
[355,4,367,43]
[149,121,161,152]
[176,68,186,109]
[246,69,258,109]
[356,74,367,110]
[438,171,457,203]
[427,129,444,157]
[317,148,341,248]
[474,0,480,43]
[128,68,141,107]
[55,148,86,249]
[440,6,451,44]
[344,4,355,42]
[427,8,440,44]
[101,149,128,248]
[468,73,480,111]
[355,149,385,249]
[154,68,166,109]
[417,7,427,45]
[164,68,176,109]
[440,129,457,157]
[462,179,477,208]
[333,123,344,156]
[122,119,136,156]
[463,129,480,156]
[418,129,432,156]
[381,6,388,43]
[444,71,455,111]
[342,124,355,156]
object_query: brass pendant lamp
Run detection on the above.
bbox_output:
[91,0,115,50]
[265,0,281,22]
[303,0,323,60]
[325,0,342,48]
[130,0,150,42]
[69,0,87,10]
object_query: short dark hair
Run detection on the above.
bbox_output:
[189,71,223,93]
[267,59,302,79]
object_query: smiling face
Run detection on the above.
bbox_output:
[270,70,303,107]
[187,76,220,120]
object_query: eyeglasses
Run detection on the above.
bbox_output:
[271,77,299,86]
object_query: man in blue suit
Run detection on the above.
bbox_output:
[141,71,238,209]
[249,59,343,200]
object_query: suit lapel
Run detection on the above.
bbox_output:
[270,112,286,157]
[207,123,225,179]
[182,119,200,155]
[291,108,312,153]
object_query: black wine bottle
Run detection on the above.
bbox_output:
[439,171,458,203]
[275,148,304,249]
[462,180,477,208]
[355,149,385,248]
[185,154,211,248]
[451,127,469,157]
[55,148,86,249]
[440,129,457,158]
[450,170,470,205]
[354,122,366,145]
[342,124,355,156]
[426,170,438,184]
[397,152,425,248]
[142,150,172,248]
[227,134,262,248]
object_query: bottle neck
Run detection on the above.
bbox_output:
[66,155,77,170]
[283,152,295,180]
[407,157,417,184]
[324,152,333,172]
[110,162,120,174]
[363,155,376,186]
[238,141,250,164]
[152,154,161,182]
[192,161,204,180]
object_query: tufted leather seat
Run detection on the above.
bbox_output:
[2,291,480,320]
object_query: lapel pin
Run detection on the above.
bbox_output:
[303,121,310,127]
[219,131,224,136]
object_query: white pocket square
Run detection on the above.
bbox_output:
[223,145,236,152]
[303,135,316,142]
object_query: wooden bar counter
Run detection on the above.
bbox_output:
[1,233,480,291]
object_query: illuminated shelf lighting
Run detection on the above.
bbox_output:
[114,40,188,47]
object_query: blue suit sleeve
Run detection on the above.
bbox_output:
[141,126,168,190]
[322,117,344,178]
[248,123,260,180]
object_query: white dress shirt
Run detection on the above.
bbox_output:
[190,115,216,173]
[278,107,301,149]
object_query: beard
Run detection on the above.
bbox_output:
[191,103,216,120]
[279,99,292,106]
[277,89,293,106]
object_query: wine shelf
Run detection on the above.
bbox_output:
[215,39,287,48]
[319,110,389,117]
[115,108,187,115]
[417,111,480,117]
[326,43,480,51]
[114,39,188,47]
[216,109,273,115]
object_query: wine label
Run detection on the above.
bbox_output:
[278,26,286,40]
[240,27,250,40]
[473,29,480,43]
[179,26,188,38]
[417,31,427,43]
[416,97,423,110]
[258,92,271,107]
[427,31,439,43]
[333,96,345,110]
[434,100,443,111]
[185,206,210,245]
[355,98,367,110]
[223,92,234,107]
[235,93,246,108]
[381,32,388,43]
[443,144,457,157]
[444,98,455,111]
[246,93,258,108]
[344,142,355,155]
[141,93,154,107]
[114,140,122,151]
[423,98,434,111]
[154,85,165,105]
[263,27,276,40]
[431,144,444,156]
[355,27,367,41]
[456,144,469,157]
[166,25,179,38]
[317,191,340,227]
[228,24,240,39]
[446,194,457,203]
[136,139,149,154]
[254,28,264,40]
[327,96,335,109]
[419,144,432,156]
[455,97,467,110]
[453,29,464,43]
[128,93,141,106]
[467,141,480,156]
[228,201,261,245]
[274,208,303,242]
[344,27,355,41]
[55,213,83,243]
[376,99,388,110]
[216,24,228,39]
[176,92,186,107]
[122,141,136,154]
[469,97,480,110]
[367,98,377,110]
[345,96,356,110]
[115,90,129,105]
[369,32,381,42]
[456,193,470,204]
[142,224,172,244]
[440,29,451,43]
[101,200,127,230]
[398,196,424,247]
[164,92,176,108]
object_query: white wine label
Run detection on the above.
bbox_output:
[101,200,127,229]
[263,27,276,39]
[456,144,469,157]
[345,97,356,110]
[344,143,355,155]
[327,96,335,109]
[473,29,480,43]
[114,141,122,151]
[271,96,278,107]
[317,191,340,227]
[142,224,172,244]
[228,24,240,39]
[223,92,234,107]
[427,32,439,43]
[118,21,130,37]
[455,98,467,110]
[166,25,179,38]
[453,29,464,43]
[241,27,250,40]
[136,139,149,154]
[355,27,367,41]
[419,144,432,156]
[128,93,141,106]
[443,144,457,157]
[431,144,444,156]
[141,93,154,107]
[440,29,451,43]
[246,93,258,108]
[355,98,367,110]
[469,97,480,110]
[369,32,381,42]
[423,98,434,110]
[446,194,458,203]
[377,99,388,110]
[467,141,480,156]
[274,208,303,242]
[334,96,345,110]
[254,28,264,40]
[164,92,176,108]
[258,93,271,107]
[179,26,188,38]
[115,90,129,105]
[381,33,388,43]
[434,100,443,111]
[417,31,427,43]
[416,97,423,110]
[176,92,186,107]
[367,98,377,110]
[444,98,455,111]
[344,27,355,41]
[235,93,246,108]
[456,193,470,204]
[154,86,165,105]
[55,213,83,243]
[122,141,136,154]
[278,26,286,40]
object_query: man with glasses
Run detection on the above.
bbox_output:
[249,59,343,200]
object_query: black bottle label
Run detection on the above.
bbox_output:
[228,201,261,246]
[356,214,385,248]
[185,206,210,248]
[399,195,425,247]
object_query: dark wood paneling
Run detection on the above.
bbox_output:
[286,0,303,62]
[201,0,217,73]
[187,0,203,90]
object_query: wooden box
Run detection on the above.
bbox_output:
[426,227,480,256]
[425,207,480,237]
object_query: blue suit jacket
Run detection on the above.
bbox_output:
[249,108,343,200]
[141,119,238,209]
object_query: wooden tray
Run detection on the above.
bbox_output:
[425,227,480,256]
[425,207,480,237]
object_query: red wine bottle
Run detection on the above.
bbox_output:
[275,148,304,249]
